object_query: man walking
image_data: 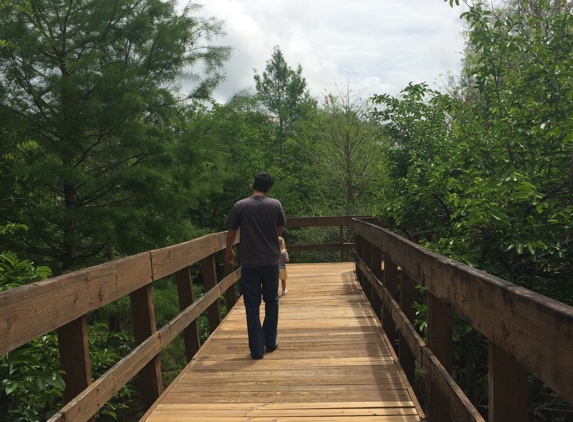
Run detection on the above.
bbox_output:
[225,172,286,359]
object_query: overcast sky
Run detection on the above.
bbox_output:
[193,0,470,103]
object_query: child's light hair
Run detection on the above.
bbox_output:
[278,236,287,253]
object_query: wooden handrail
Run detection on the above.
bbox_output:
[5,215,570,422]
[0,231,240,421]
[353,218,573,422]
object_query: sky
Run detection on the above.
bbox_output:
[192,0,470,103]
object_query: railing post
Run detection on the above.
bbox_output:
[488,341,528,422]
[362,238,372,303]
[201,253,222,333]
[175,266,201,362]
[355,233,364,289]
[222,250,237,311]
[371,245,383,321]
[426,292,453,421]
[130,284,163,411]
[399,272,416,385]
[57,316,96,422]
[382,258,398,346]
[339,225,344,262]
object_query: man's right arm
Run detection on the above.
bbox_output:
[226,229,238,264]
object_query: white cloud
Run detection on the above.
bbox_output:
[189,0,469,103]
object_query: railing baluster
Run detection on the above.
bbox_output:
[399,272,417,384]
[201,253,221,333]
[371,245,383,320]
[175,266,201,362]
[426,291,453,421]
[355,234,364,290]
[382,258,398,346]
[488,341,528,422]
[56,316,95,422]
[362,238,372,303]
[222,250,237,311]
[130,284,163,411]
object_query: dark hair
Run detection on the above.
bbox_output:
[252,172,274,192]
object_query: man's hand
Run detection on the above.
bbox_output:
[226,249,235,265]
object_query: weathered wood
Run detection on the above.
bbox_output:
[426,292,453,422]
[339,225,344,261]
[286,216,369,228]
[151,232,231,280]
[48,270,241,422]
[175,267,201,362]
[383,258,398,346]
[0,252,152,355]
[140,263,425,422]
[371,246,383,320]
[354,236,364,290]
[354,219,573,405]
[362,239,372,303]
[130,284,163,411]
[56,315,94,422]
[488,341,528,422]
[202,254,222,334]
[222,252,237,311]
[399,273,416,385]
[288,243,355,252]
[357,257,484,422]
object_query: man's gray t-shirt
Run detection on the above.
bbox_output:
[226,196,286,267]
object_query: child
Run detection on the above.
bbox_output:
[278,236,290,295]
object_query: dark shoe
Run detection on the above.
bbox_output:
[265,344,278,352]
[251,353,264,360]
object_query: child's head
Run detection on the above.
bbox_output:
[278,236,286,253]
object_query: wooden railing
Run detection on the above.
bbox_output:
[285,216,361,252]
[3,216,572,422]
[0,231,241,422]
[353,218,573,422]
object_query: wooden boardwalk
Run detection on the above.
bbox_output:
[141,262,424,421]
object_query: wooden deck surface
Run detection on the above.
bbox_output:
[141,262,423,421]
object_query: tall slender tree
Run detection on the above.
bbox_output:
[0,0,230,272]
[254,46,311,166]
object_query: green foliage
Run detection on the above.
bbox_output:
[0,0,230,273]
[373,1,573,418]
[254,46,315,166]
[0,224,51,290]
[0,335,65,422]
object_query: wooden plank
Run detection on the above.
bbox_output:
[371,246,383,320]
[286,216,369,228]
[151,232,230,280]
[56,316,94,422]
[175,267,201,362]
[288,243,355,252]
[488,341,528,422]
[357,258,484,422]
[399,273,416,385]
[383,258,398,345]
[223,251,237,311]
[354,219,573,405]
[130,285,163,411]
[0,252,152,355]
[202,254,222,333]
[426,292,453,422]
[140,263,424,422]
[47,270,241,422]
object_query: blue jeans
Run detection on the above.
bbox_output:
[241,265,279,358]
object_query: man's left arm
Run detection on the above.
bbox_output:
[226,229,238,264]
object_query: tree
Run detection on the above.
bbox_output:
[254,46,312,166]
[0,0,230,272]
[315,82,383,215]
